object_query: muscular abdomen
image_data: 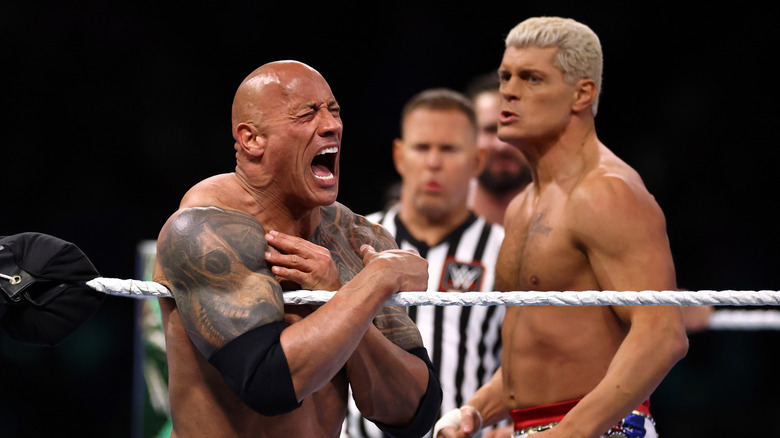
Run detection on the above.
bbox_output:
[501,305,626,409]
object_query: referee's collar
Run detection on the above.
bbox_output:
[393,210,478,255]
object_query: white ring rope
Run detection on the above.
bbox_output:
[87,278,172,297]
[85,278,780,330]
[87,277,780,307]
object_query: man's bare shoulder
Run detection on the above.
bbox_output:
[162,206,265,238]
[157,207,272,285]
[573,160,659,215]
[180,173,245,209]
[153,205,266,285]
[568,151,668,246]
[154,173,248,289]
[155,206,283,355]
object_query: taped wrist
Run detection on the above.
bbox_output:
[433,408,462,438]
[372,346,443,438]
[208,320,302,416]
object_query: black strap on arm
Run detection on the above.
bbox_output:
[372,346,443,438]
[208,320,302,416]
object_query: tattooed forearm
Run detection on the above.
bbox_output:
[157,207,284,357]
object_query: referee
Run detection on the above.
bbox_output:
[344,88,506,438]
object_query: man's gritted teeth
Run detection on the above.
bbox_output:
[311,146,339,181]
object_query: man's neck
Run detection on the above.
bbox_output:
[398,202,472,247]
[522,122,600,192]
[233,170,321,238]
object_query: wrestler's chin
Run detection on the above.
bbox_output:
[308,178,339,206]
[497,128,531,153]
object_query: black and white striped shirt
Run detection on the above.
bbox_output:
[343,206,505,438]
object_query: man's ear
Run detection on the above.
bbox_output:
[572,79,597,113]
[473,145,487,178]
[235,122,266,158]
[392,138,405,177]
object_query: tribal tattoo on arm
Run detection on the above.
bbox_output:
[157,207,284,357]
[313,205,423,351]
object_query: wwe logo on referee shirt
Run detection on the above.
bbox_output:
[439,256,485,292]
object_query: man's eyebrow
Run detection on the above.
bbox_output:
[288,100,339,115]
[287,102,316,113]
[311,100,340,109]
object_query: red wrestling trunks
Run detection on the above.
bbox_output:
[509,398,651,433]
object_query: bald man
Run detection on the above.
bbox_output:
[153,61,441,437]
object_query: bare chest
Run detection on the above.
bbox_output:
[496,200,594,293]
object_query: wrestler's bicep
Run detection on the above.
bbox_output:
[156,206,284,357]
[350,213,399,252]
[352,213,422,349]
[373,306,423,350]
[368,222,400,252]
[367,220,423,348]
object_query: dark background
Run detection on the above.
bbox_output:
[2,1,779,437]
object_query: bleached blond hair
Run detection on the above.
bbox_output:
[505,16,603,115]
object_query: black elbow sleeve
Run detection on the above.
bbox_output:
[373,346,443,438]
[207,320,302,416]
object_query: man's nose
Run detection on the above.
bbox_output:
[425,149,443,168]
[318,111,343,137]
[500,79,520,103]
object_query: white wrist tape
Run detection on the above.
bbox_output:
[432,406,483,437]
[433,408,462,438]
